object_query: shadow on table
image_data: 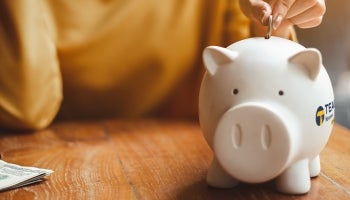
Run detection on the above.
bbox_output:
[176,178,322,200]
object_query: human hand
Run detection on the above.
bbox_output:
[239,0,326,37]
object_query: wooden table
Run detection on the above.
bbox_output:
[0,119,349,199]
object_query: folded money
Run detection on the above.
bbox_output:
[0,160,53,192]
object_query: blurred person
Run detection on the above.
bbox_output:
[0,0,326,130]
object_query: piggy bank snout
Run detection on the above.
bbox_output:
[213,103,294,183]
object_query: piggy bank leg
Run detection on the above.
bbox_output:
[206,157,239,188]
[309,155,321,177]
[276,159,310,194]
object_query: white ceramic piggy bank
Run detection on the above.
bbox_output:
[199,36,335,194]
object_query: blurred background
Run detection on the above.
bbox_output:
[296,0,350,128]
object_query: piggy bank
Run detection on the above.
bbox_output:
[198,36,335,194]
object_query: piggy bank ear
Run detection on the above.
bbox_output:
[288,48,322,80]
[203,46,238,76]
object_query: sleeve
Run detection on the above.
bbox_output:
[153,0,250,119]
[0,1,62,130]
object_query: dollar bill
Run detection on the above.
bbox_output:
[0,160,53,191]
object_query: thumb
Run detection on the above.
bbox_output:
[249,1,272,25]
[272,0,296,29]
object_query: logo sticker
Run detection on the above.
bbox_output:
[316,106,325,126]
[315,100,335,126]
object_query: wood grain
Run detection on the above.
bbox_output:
[0,119,349,200]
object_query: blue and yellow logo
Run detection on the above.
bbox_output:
[315,100,335,126]
[315,106,325,126]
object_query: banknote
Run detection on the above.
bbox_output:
[0,160,53,191]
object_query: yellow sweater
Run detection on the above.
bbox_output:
[0,0,250,130]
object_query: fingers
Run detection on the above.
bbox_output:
[272,0,326,29]
[271,0,297,29]
[239,0,272,25]
[238,0,326,38]
[251,1,272,25]
[285,0,317,18]
[296,16,323,28]
[287,0,326,28]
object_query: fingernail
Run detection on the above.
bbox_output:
[273,15,283,30]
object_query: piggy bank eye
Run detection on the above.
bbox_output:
[278,90,284,96]
[233,88,239,95]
